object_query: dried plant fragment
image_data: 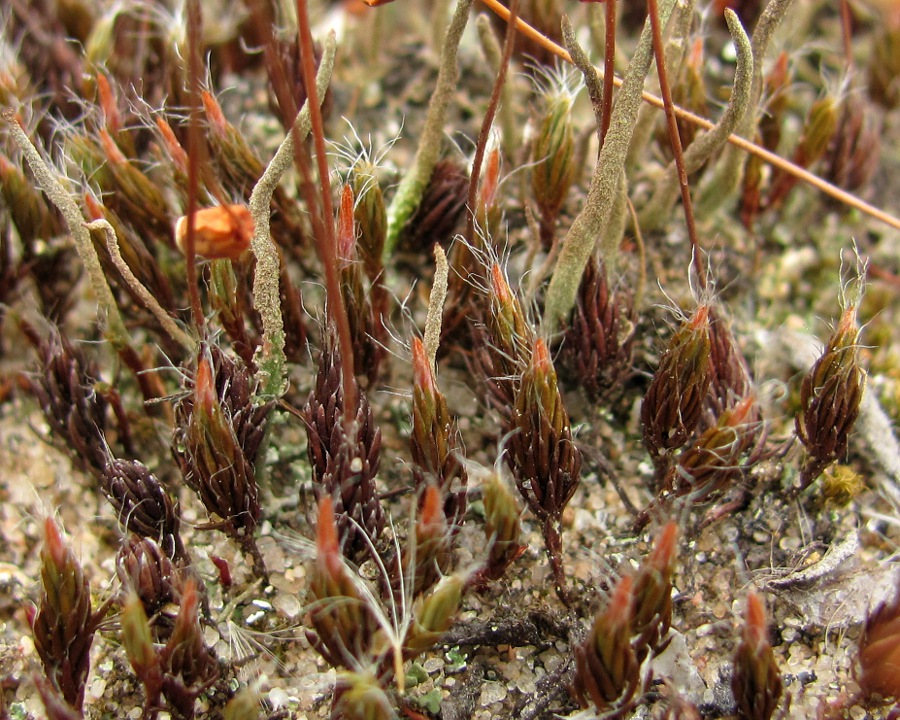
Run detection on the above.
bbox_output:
[731,592,783,720]
[571,575,640,717]
[508,337,581,601]
[30,518,107,713]
[303,335,384,562]
[795,305,866,492]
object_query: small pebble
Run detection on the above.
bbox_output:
[478,681,507,705]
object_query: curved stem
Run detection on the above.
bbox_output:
[248,32,336,397]
[86,219,195,351]
[465,0,518,245]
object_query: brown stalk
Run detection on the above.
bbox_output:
[647,0,704,290]
[464,0,519,245]
[184,0,205,333]
[478,0,900,233]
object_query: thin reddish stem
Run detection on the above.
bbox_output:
[647,0,705,290]
[465,0,519,245]
[295,0,357,426]
[839,0,854,70]
[184,0,205,333]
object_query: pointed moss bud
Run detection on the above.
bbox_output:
[476,471,527,585]
[400,159,469,253]
[223,687,261,720]
[768,96,838,208]
[23,323,109,477]
[795,306,866,491]
[858,586,900,703]
[666,396,760,506]
[401,484,452,597]
[174,348,267,578]
[405,574,466,658]
[159,579,219,720]
[121,591,161,694]
[472,263,535,421]
[117,536,184,641]
[306,497,379,670]
[336,187,383,386]
[571,575,640,714]
[96,127,170,235]
[31,518,106,712]
[411,337,467,530]
[338,183,357,265]
[489,265,532,368]
[758,52,790,154]
[201,89,265,193]
[101,458,184,560]
[631,522,678,661]
[869,23,900,108]
[475,147,503,238]
[531,70,577,248]
[642,305,712,480]
[208,258,255,367]
[560,256,635,402]
[350,164,387,283]
[509,337,581,601]
[333,671,395,720]
[0,153,61,245]
[824,100,881,194]
[706,307,760,425]
[797,97,840,169]
[155,116,190,186]
[731,593,783,720]
[303,337,384,561]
